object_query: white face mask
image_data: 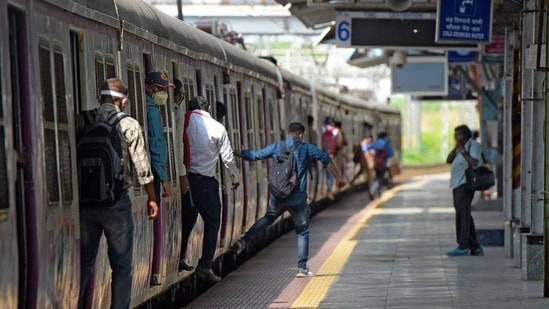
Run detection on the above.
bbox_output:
[152,90,168,106]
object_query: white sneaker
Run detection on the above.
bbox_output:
[296,268,314,277]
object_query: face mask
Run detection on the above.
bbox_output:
[152,91,168,106]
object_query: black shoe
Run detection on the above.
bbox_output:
[178,260,194,272]
[195,267,221,282]
[231,239,246,255]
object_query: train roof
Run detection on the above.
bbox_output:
[52,0,279,82]
[315,86,400,115]
[278,67,312,92]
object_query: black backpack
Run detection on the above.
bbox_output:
[268,141,298,198]
[77,110,128,207]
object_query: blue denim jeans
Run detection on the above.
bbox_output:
[242,196,311,269]
[78,192,134,309]
[325,168,334,192]
[369,167,386,196]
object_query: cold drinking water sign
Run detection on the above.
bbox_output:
[436,0,493,43]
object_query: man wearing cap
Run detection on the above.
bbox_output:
[144,71,173,202]
[179,96,240,281]
[77,78,158,309]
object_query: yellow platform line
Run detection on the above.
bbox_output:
[291,181,426,308]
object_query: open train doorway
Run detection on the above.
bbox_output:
[8,6,33,309]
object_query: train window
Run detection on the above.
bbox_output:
[54,47,73,206]
[267,98,275,142]
[95,54,104,96]
[70,31,83,114]
[126,63,144,195]
[244,92,255,150]
[256,94,265,147]
[205,84,215,106]
[132,65,145,125]
[183,78,193,101]
[228,88,241,169]
[39,43,60,205]
[105,57,115,79]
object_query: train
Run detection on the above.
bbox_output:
[0,0,401,308]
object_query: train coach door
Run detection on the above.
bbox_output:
[6,7,31,309]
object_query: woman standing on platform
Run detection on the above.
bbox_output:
[446,124,484,256]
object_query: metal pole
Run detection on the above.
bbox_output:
[177,0,183,21]
[538,1,549,297]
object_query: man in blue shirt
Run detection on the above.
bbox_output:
[145,72,173,201]
[366,132,394,199]
[232,122,346,277]
[144,72,173,285]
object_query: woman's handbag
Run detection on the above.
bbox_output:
[465,151,495,191]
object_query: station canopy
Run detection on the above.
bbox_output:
[274,0,520,31]
[273,0,521,73]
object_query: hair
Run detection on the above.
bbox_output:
[188,96,209,111]
[324,116,334,125]
[455,124,473,140]
[288,122,305,134]
[216,101,226,120]
[173,78,183,93]
[99,78,128,103]
[334,121,342,128]
[377,132,388,139]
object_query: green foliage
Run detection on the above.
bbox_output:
[399,100,479,166]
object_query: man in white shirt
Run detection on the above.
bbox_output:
[179,96,240,281]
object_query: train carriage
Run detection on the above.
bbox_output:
[0,0,401,308]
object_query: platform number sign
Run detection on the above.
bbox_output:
[336,11,352,47]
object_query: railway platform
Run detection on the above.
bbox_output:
[185,173,549,309]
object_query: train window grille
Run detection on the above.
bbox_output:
[70,31,83,115]
[39,43,60,205]
[126,64,144,195]
[54,47,73,207]
[229,89,242,169]
[244,93,255,150]
[95,54,104,96]
[105,57,115,79]
[256,95,265,147]
[205,84,215,104]
[127,63,145,126]
[267,98,276,143]
[186,79,195,99]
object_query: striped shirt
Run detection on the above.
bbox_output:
[77,103,154,188]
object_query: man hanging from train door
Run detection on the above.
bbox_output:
[367,132,394,199]
[144,71,174,204]
[232,122,346,277]
[144,71,174,286]
[77,78,158,309]
[179,96,240,281]
[321,117,343,198]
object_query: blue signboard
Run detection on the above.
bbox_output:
[436,0,493,43]
[448,50,478,63]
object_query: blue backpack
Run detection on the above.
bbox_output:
[268,141,298,198]
[77,110,127,207]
